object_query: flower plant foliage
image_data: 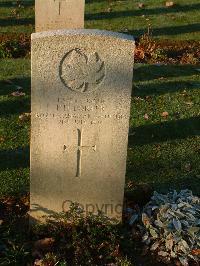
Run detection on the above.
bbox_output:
[33,203,133,266]
[141,190,200,265]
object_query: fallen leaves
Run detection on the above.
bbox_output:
[19,112,31,122]
[142,213,151,227]
[180,90,188,97]
[144,114,149,120]
[134,37,200,65]
[138,3,145,9]
[165,1,175,7]
[0,195,29,221]
[191,249,200,256]
[106,7,112,13]
[34,259,43,266]
[135,47,145,60]
[161,111,169,118]
[185,102,193,106]
[34,238,55,252]
[0,136,5,143]
[10,91,26,97]
[33,238,55,258]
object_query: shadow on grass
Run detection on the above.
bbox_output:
[0,17,34,27]
[112,24,200,38]
[127,117,200,195]
[134,80,199,96]
[133,65,198,82]
[151,23,200,37]
[128,23,200,37]
[0,146,29,171]
[155,175,200,196]
[0,77,31,96]
[86,3,200,20]
[127,116,200,196]
[0,97,30,116]
[0,77,30,116]
[127,161,200,196]
[0,0,34,7]
[132,64,199,96]
[129,116,200,146]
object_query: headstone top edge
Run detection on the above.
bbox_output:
[31,29,135,42]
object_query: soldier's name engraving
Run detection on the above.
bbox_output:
[47,97,106,112]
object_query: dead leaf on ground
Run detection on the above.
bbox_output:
[185,102,193,106]
[34,238,55,252]
[191,249,200,256]
[161,111,169,118]
[135,47,145,60]
[11,91,26,97]
[19,113,31,122]
[138,3,145,8]
[34,259,43,266]
[134,96,144,101]
[165,1,175,7]
[127,181,135,188]
[106,7,112,12]
[0,136,5,143]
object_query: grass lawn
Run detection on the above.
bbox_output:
[0,59,30,196]
[0,59,199,197]
[0,0,199,40]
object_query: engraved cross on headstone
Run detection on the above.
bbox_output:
[63,129,96,177]
[54,0,67,15]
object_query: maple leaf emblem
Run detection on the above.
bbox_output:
[60,49,105,93]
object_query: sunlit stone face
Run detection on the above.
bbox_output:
[30,29,135,222]
[35,0,85,32]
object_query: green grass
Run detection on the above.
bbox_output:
[128,64,200,195]
[0,59,199,196]
[86,0,200,40]
[0,59,30,195]
[0,0,34,34]
[0,0,200,40]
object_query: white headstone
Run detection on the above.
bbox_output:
[35,0,85,32]
[30,29,135,222]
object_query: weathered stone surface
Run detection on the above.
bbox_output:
[35,0,85,32]
[30,29,135,222]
